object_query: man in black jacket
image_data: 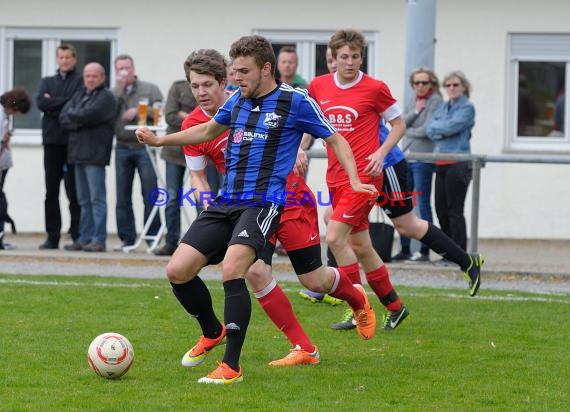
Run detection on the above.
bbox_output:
[36,44,82,249]
[59,62,117,252]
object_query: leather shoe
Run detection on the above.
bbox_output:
[83,242,106,252]
[39,239,59,250]
[153,243,177,256]
[64,241,87,251]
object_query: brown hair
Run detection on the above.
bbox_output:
[409,67,441,95]
[183,49,227,84]
[328,29,366,58]
[57,43,77,57]
[278,46,297,57]
[0,87,32,114]
[229,35,276,77]
[114,54,134,68]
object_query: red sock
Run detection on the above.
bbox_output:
[338,262,361,284]
[328,267,365,311]
[255,279,314,353]
[365,265,402,312]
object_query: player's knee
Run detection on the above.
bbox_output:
[165,261,189,283]
[298,268,330,293]
[393,220,412,237]
[326,232,344,251]
[245,264,271,290]
[351,242,374,261]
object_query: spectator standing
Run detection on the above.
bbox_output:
[427,70,476,252]
[36,44,82,250]
[0,88,31,249]
[392,68,442,262]
[277,46,308,88]
[152,79,197,256]
[112,55,163,250]
[60,63,117,252]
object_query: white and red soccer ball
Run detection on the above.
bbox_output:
[87,332,134,379]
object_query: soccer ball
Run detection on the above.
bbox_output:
[87,332,134,379]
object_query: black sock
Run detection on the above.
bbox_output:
[222,278,251,372]
[171,278,223,339]
[400,246,411,254]
[420,223,470,269]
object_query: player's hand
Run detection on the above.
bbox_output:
[135,127,160,146]
[350,181,377,195]
[294,148,309,176]
[364,151,385,176]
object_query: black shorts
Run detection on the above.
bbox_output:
[181,203,283,265]
[379,159,414,219]
[259,243,322,275]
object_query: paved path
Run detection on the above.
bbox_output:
[2,234,570,294]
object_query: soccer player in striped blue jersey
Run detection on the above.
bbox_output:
[136,35,377,385]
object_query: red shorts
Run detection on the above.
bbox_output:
[269,201,320,252]
[268,173,321,252]
[330,176,383,233]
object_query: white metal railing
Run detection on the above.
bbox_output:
[307,148,570,253]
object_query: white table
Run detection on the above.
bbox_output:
[122,125,191,253]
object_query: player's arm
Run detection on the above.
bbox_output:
[300,133,313,151]
[190,168,214,208]
[186,153,218,209]
[325,132,376,195]
[364,116,406,175]
[135,119,227,147]
[294,145,309,176]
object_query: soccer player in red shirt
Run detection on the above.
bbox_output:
[307,29,410,330]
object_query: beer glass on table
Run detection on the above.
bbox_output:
[152,101,163,126]
[138,98,149,126]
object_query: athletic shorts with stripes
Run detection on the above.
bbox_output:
[181,203,283,265]
[379,159,414,219]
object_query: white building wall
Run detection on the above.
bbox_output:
[2,0,570,240]
[436,0,570,239]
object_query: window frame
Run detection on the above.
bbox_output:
[1,27,119,145]
[253,29,379,84]
[506,33,570,153]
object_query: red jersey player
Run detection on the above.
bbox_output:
[307,29,410,330]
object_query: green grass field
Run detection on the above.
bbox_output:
[1,274,569,411]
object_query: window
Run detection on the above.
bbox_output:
[506,33,570,152]
[13,40,42,130]
[1,27,118,144]
[255,29,377,84]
